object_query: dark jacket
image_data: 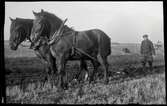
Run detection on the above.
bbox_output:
[140,39,155,55]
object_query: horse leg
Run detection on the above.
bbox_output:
[63,60,68,89]
[46,65,53,87]
[47,53,57,87]
[97,54,109,84]
[35,51,49,86]
[78,59,88,83]
[104,57,109,83]
[56,55,68,90]
[82,60,89,82]
[40,60,54,88]
[89,59,99,84]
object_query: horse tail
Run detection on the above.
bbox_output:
[97,29,111,58]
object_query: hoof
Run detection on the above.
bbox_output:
[62,83,68,90]
[63,86,68,90]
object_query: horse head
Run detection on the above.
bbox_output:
[9,17,30,50]
[31,9,64,42]
[30,9,69,49]
[30,15,51,49]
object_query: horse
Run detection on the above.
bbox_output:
[30,9,111,89]
[30,10,90,84]
[8,18,85,86]
[9,17,57,85]
[9,17,33,50]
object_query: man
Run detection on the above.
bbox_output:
[140,34,156,72]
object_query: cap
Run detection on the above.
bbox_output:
[143,34,148,38]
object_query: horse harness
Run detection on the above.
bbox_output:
[71,31,77,56]
[33,29,98,62]
[70,31,99,62]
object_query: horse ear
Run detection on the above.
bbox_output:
[9,17,14,21]
[32,10,38,16]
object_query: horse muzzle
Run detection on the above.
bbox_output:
[9,43,18,50]
[10,46,17,50]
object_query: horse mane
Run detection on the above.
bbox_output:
[41,11,63,28]
[15,17,33,23]
[41,11,63,22]
[36,11,62,38]
[39,10,74,38]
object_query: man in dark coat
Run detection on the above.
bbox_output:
[140,34,156,71]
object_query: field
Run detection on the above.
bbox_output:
[4,41,165,104]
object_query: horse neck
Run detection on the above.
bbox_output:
[45,16,62,38]
[46,20,74,39]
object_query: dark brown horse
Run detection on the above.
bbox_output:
[30,10,90,83]
[9,17,33,50]
[9,17,57,84]
[30,9,111,89]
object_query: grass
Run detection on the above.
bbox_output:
[6,70,165,104]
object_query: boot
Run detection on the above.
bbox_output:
[142,62,147,76]
[148,61,153,73]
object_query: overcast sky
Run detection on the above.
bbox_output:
[4,1,163,43]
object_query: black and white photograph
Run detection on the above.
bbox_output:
[3,1,165,104]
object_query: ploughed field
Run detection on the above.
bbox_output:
[4,41,165,104]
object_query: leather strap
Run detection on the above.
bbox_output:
[71,31,77,56]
